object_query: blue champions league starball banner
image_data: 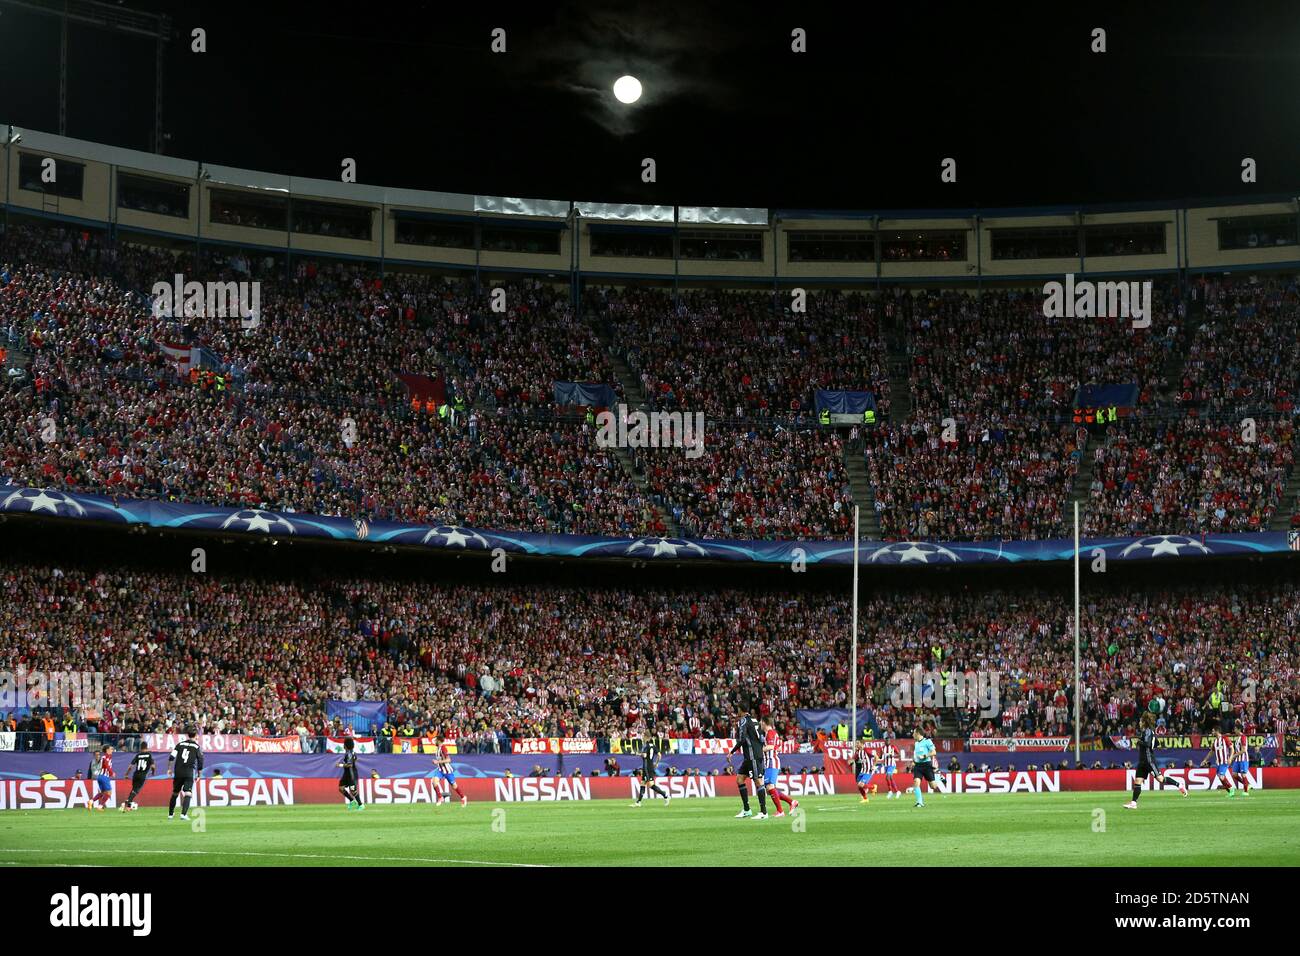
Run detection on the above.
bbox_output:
[325,700,387,734]
[0,484,1294,568]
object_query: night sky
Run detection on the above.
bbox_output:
[1,1,1299,210]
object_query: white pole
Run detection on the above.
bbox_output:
[851,504,860,742]
[1073,500,1081,764]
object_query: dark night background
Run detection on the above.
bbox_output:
[0,0,1298,210]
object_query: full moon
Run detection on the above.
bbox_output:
[613,75,642,104]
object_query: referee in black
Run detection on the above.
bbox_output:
[731,706,768,819]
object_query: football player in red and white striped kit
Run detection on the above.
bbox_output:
[1199,730,1236,795]
[881,742,901,799]
[1230,721,1251,797]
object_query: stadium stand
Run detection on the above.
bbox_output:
[1,558,1294,748]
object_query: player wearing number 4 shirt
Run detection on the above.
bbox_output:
[167,731,204,821]
[1125,712,1188,809]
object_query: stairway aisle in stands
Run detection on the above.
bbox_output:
[590,322,682,537]
[843,439,881,539]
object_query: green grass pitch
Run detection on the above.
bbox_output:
[3,791,1299,867]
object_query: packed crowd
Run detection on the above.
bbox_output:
[1175,275,1300,416]
[595,285,892,423]
[631,424,853,539]
[3,222,1300,543]
[1084,417,1295,536]
[862,420,1081,540]
[2,560,1294,747]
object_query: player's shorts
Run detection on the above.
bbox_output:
[439,769,456,784]
[913,762,936,783]
[884,764,896,775]
[641,761,656,779]
[130,772,148,790]
[339,770,357,787]
[172,775,194,794]
[763,767,779,787]
[737,757,758,779]
[856,772,872,785]
[1231,760,1248,774]
[1216,763,1230,776]
[1136,760,1156,779]
[95,774,111,792]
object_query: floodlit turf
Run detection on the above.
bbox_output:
[2,791,1299,867]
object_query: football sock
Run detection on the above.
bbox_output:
[736,780,750,811]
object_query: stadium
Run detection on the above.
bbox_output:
[0,0,1296,929]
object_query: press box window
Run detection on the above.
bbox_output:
[989,227,1079,260]
[292,199,373,241]
[19,153,84,200]
[394,217,475,249]
[879,230,965,262]
[117,173,190,219]
[1083,222,1167,257]
[1217,214,1297,251]
[480,226,561,255]
[209,189,288,232]
[678,230,763,261]
[787,231,875,262]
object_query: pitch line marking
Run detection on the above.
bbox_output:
[0,848,546,867]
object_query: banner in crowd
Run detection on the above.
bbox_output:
[797,708,881,733]
[510,737,599,755]
[52,733,89,753]
[392,736,457,755]
[142,733,245,753]
[3,483,1295,568]
[814,388,876,424]
[6,768,1300,810]
[969,737,1074,752]
[324,736,376,754]
[553,382,617,408]
[241,736,302,754]
[1108,733,1279,751]
[325,699,387,734]
[0,732,13,752]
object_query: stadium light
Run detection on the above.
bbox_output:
[613,75,642,104]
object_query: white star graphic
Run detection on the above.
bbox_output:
[25,490,64,515]
[243,512,274,533]
[896,544,932,563]
[1146,537,1186,557]
[441,528,469,548]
